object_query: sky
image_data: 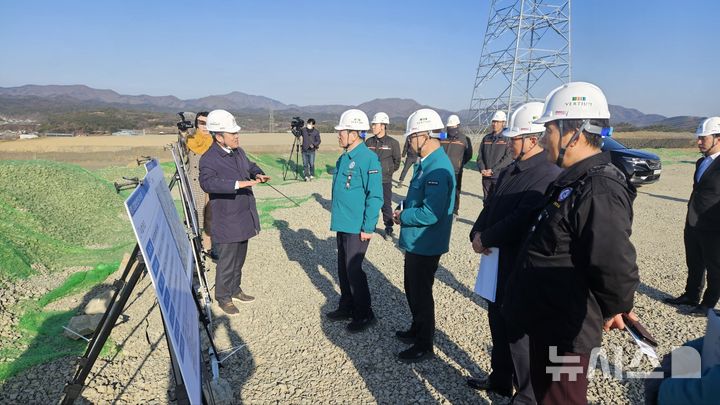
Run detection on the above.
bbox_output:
[1,0,718,117]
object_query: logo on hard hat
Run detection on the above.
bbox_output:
[571,96,587,101]
[566,96,592,107]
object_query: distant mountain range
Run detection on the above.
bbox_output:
[0,84,702,130]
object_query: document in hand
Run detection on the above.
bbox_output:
[702,309,720,373]
[474,249,499,302]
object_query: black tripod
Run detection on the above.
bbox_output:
[282,135,302,181]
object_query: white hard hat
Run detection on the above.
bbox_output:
[534,81,611,124]
[491,111,507,122]
[446,114,461,127]
[695,117,720,137]
[206,109,241,133]
[404,108,445,138]
[371,112,390,125]
[335,109,370,131]
[503,102,546,138]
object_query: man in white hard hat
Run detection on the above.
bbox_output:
[441,114,473,215]
[466,102,560,401]
[365,112,401,239]
[200,109,271,316]
[393,108,456,362]
[326,109,384,332]
[665,116,720,316]
[501,82,640,403]
[477,111,513,200]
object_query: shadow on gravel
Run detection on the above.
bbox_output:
[275,219,494,403]
[638,192,688,204]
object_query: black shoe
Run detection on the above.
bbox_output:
[326,308,353,321]
[394,330,416,344]
[231,291,255,304]
[397,345,434,363]
[466,377,513,397]
[664,294,700,306]
[383,227,394,240]
[346,315,376,333]
[690,305,711,317]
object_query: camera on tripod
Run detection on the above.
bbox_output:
[177,112,197,132]
[290,117,304,137]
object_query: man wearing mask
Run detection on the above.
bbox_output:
[665,117,720,316]
[502,83,640,404]
[393,109,456,363]
[466,102,561,403]
[477,111,513,200]
[301,118,321,181]
[326,109,384,332]
[200,109,270,316]
[440,114,473,215]
[365,112,402,239]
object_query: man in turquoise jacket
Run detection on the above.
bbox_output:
[393,108,456,362]
[327,109,384,333]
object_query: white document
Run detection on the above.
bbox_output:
[702,309,720,373]
[625,324,658,359]
[474,249,499,302]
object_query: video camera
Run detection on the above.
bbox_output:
[177,112,197,132]
[290,116,304,137]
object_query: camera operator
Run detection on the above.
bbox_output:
[200,109,271,316]
[301,118,321,181]
[184,112,215,257]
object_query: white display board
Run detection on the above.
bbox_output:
[125,159,201,404]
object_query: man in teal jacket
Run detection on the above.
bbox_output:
[327,109,384,333]
[393,108,456,362]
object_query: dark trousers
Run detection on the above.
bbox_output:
[214,240,248,302]
[529,339,590,405]
[482,176,496,201]
[302,150,316,177]
[399,158,415,182]
[684,225,720,307]
[453,170,463,215]
[403,252,441,349]
[488,303,536,404]
[336,232,372,319]
[381,182,393,228]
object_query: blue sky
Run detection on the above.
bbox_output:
[1,0,718,117]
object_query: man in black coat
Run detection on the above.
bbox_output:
[398,136,418,187]
[301,118,322,181]
[365,112,401,238]
[441,114,473,215]
[477,111,513,200]
[467,102,560,403]
[200,109,270,316]
[502,82,640,404]
[665,116,720,316]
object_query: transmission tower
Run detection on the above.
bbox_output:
[466,0,571,135]
[268,108,275,133]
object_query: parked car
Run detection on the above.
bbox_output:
[601,138,662,185]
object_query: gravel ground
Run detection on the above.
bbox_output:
[0,158,710,404]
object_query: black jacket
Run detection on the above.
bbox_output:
[301,127,321,152]
[470,151,561,303]
[440,127,473,174]
[365,135,401,183]
[686,156,720,232]
[503,152,639,353]
[199,142,265,244]
[477,132,513,178]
